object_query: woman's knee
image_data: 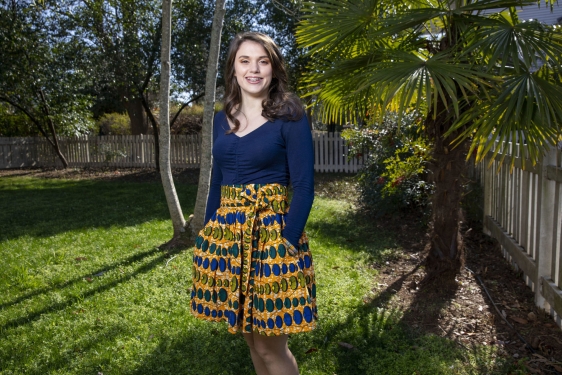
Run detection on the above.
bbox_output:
[243,333,256,350]
[251,334,288,360]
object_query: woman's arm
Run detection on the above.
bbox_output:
[281,116,315,246]
[204,112,224,224]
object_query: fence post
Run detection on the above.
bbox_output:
[483,148,493,236]
[536,146,557,310]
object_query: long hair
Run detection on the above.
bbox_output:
[223,32,304,133]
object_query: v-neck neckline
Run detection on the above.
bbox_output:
[232,120,269,138]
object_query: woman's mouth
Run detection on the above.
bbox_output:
[246,77,262,83]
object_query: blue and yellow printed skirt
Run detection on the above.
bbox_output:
[190,184,317,336]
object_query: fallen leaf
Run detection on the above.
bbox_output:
[305,348,318,354]
[75,257,87,262]
[526,366,543,374]
[511,317,528,325]
[553,364,562,372]
[338,342,354,350]
[84,277,93,282]
[527,312,537,321]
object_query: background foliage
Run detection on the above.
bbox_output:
[342,112,433,217]
[0,0,306,138]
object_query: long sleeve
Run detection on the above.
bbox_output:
[281,116,315,246]
[204,113,224,224]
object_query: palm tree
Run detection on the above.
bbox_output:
[297,0,562,279]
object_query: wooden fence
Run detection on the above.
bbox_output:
[472,142,562,327]
[0,135,201,169]
[312,131,364,173]
[0,132,364,172]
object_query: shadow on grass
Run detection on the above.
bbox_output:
[299,204,513,374]
[0,246,164,310]
[0,177,197,241]
[0,175,518,374]
[125,327,254,375]
[0,246,184,332]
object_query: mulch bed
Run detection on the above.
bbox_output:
[3,167,562,373]
[374,219,562,374]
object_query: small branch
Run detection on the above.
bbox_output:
[465,267,535,353]
[38,89,68,168]
[271,0,299,18]
[467,266,562,374]
[0,95,52,145]
[170,93,205,128]
[165,255,178,267]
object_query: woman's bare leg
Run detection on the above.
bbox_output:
[243,333,270,375]
[243,333,299,375]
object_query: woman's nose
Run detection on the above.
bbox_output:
[249,61,260,73]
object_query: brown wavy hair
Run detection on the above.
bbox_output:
[223,32,304,133]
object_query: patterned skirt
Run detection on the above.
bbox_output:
[190,184,317,336]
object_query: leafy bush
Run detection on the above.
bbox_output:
[0,103,36,136]
[0,100,95,137]
[170,104,203,134]
[97,112,131,135]
[342,112,433,216]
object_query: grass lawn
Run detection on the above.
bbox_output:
[0,173,517,374]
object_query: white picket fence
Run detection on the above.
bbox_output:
[0,132,364,172]
[473,142,562,327]
[0,135,201,169]
[312,131,364,173]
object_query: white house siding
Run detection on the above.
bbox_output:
[517,2,562,24]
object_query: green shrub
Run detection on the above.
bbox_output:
[0,103,37,136]
[170,104,203,134]
[97,112,131,135]
[342,112,433,216]
[169,103,225,134]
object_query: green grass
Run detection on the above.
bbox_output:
[0,175,517,374]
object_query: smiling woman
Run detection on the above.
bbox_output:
[233,41,273,106]
[189,32,315,375]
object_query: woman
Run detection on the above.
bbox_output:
[190,32,317,375]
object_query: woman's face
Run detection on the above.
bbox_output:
[234,41,273,101]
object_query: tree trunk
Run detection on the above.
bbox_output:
[38,89,69,168]
[191,0,227,236]
[140,91,160,171]
[424,99,468,281]
[126,95,147,135]
[158,0,190,248]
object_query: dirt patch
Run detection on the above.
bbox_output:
[374,221,562,374]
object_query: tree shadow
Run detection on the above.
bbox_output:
[0,245,183,332]
[295,203,515,374]
[0,246,163,310]
[124,326,255,375]
[0,178,197,241]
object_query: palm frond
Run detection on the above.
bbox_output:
[451,71,562,163]
[462,16,562,74]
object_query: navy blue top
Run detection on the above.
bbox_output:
[204,111,314,246]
